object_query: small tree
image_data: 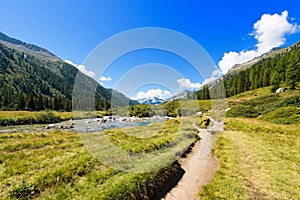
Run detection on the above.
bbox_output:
[270,71,280,92]
[286,63,300,89]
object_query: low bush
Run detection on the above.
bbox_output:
[8,181,40,199]
[35,111,61,124]
[260,107,300,124]
[0,111,62,126]
[196,116,212,128]
[226,105,259,118]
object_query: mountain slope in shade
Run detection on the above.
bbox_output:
[0,32,137,111]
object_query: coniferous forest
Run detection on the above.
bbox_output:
[0,41,137,111]
[191,42,300,100]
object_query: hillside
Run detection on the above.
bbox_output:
[221,41,300,97]
[0,32,137,111]
[0,32,58,61]
[227,47,283,74]
[198,87,300,199]
[190,40,300,100]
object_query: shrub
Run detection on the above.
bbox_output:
[35,111,61,124]
[8,181,40,199]
[260,107,300,124]
[279,96,300,107]
[226,105,259,118]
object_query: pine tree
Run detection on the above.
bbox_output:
[202,85,210,100]
[17,92,25,110]
[26,93,35,110]
[286,63,300,89]
[270,71,280,92]
[36,93,44,110]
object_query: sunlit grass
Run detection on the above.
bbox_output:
[0,111,114,126]
[0,118,199,199]
[198,118,300,199]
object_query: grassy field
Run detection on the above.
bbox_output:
[0,110,113,126]
[227,87,300,124]
[198,87,300,199]
[0,111,72,119]
[0,111,72,126]
[198,118,300,199]
[0,118,198,199]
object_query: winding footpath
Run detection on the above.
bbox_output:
[161,124,218,200]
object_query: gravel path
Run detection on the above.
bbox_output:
[161,126,218,200]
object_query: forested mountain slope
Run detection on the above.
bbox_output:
[0,32,137,111]
[191,41,300,100]
[223,41,300,96]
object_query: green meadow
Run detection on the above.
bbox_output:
[0,118,199,199]
[198,87,300,199]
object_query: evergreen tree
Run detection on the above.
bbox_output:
[202,85,210,100]
[36,93,44,110]
[286,62,300,89]
[270,71,280,92]
[26,93,35,110]
[17,92,25,110]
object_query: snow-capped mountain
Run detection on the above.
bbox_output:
[137,96,164,105]
[166,90,190,101]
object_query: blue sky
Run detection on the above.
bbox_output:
[1,0,300,99]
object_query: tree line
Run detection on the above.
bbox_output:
[0,43,113,111]
[190,42,300,100]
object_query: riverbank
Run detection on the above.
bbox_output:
[0,117,200,199]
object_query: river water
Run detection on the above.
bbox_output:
[0,118,159,134]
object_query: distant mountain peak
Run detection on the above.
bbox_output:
[136,96,164,105]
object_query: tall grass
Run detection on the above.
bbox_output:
[0,118,199,199]
[0,111,73,126]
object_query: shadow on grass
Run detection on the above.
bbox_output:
[152,160,185,200]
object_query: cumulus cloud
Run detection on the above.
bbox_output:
[177,78,201,89]
[65,60,96,78]
[202,69,222,85]
[177,68,222,91]
[99,76,112,82]
[133,88,171,100]
[219,10,300,74]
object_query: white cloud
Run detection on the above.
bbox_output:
[202,69,222,85]
[177,69,221,91]
[212,68,221,77]
[254,10,299,52]
[99,76,112,82]
[65,60,96,78]
[219,10,300,74]
[177,78,201,89]
[133,88,171,100]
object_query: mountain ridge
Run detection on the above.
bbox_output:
[0,32,59,61]
[0,32,138,111]
[227,42,300,74]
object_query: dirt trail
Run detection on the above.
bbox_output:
[161,127,218,200]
